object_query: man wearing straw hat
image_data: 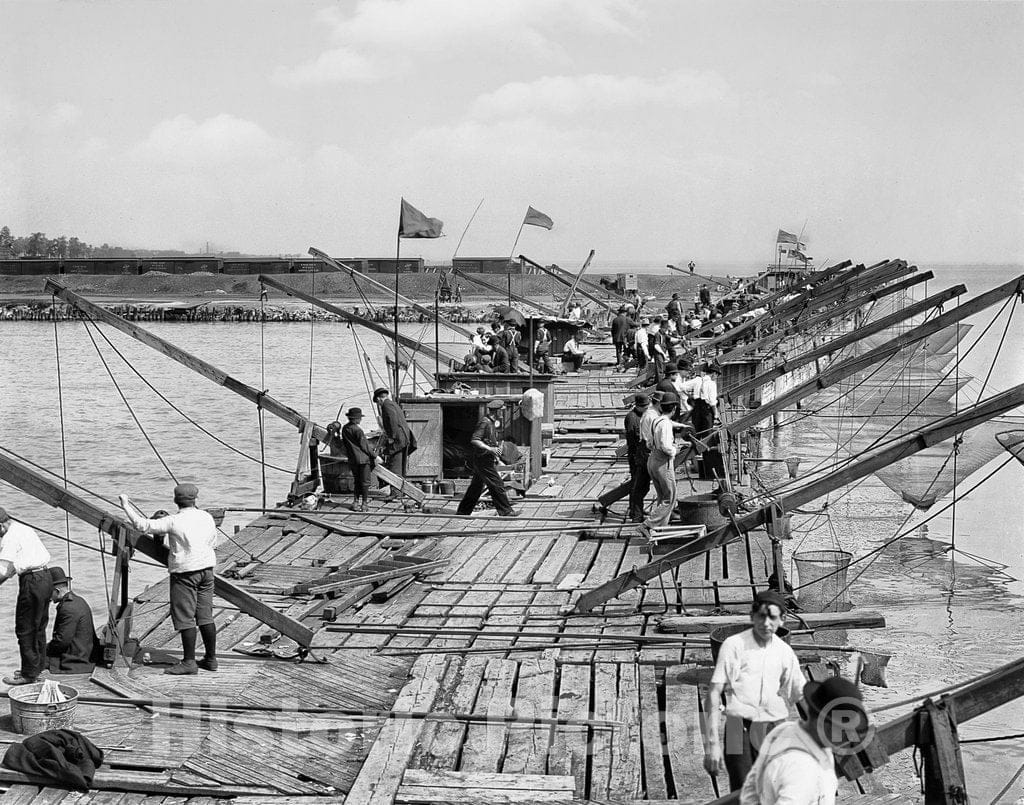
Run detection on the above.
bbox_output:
[703,589,805,792]
[740,676,870,805]
[0,506,53,685]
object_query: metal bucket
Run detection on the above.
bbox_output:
[794,550,853,612]
[676,493,727,529]
[709,624,749,664]
[8,682,79,735]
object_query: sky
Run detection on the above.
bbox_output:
[1,0,1022,267]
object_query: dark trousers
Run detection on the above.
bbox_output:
[457,454,513,515]
[16,569,53,679]
[508,349,519,372]
[627,449,652,520]
[383,449,408,483]
[613,341,625,365]
[351,463,372,497]
[691,399,715,439]
[723,716,780,792]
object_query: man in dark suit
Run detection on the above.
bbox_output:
[372,388,416,495]
[46,567,99,675]
[341,408,377,512]
[610,306,632,368]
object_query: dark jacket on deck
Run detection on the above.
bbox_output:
[2,729,104,791]
[379,398,414,456]
[46,592,99,675]
[341,422,374,466]
[611,314,632,343]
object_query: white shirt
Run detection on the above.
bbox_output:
[649,414,677,457]
[710,629,804,722]
[634,327,650,356]
[681,375,718,408]
[739,721,837,805]
[639,407,659,445]
[564,338,584,356]
[0,521,51,575]
[126,506,218,574]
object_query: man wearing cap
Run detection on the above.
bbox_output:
[119,484,218,675]
[740,675,868,805]
[340,408,377,512]
[645,391,681,527]
[0,507,53,685]
[593,393,650,519]
[611,306,632,368]
[456,400,519,518]
[372,388,416,494]
[46,567,99,675]
[704,589,806,792]
[656,362,681,398]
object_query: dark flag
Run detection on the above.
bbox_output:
[776,229,799,245]
[523,206,554,230]
[399,199,444,238]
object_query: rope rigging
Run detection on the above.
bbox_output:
[51,300,73,577]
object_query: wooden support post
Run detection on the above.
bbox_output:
[100,526,135,665]
[918,699,968,805]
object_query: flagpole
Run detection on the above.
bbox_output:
[394,228,401,397]
[434,283,440,381]
[507,221,526,307]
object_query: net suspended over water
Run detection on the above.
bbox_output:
[808,321,1021,508]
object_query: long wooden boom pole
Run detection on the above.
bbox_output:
[574,382,1024,613]
[726,274,1023,434]
[718,271,934,365]
[258,274,458,366]
[44,279,331,443]
[451,268,560,317]
[690,260,854,338]
[518,254,618,314]
[308,247,473,339]
[723,281,962,403]
[0,452,316,647]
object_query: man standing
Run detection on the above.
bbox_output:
[340,408,376,512]
[739,676,868,805]
[703,589,805,791]
[645,391,680,527]
[611,306,632,368]
[0,507,52,685]
[699,283,712,307]
[119,484,217,675]
[633,317,651,374]
[456,400,519,518]
[503,323,521,372]
[651,318,670,383]
[534,321,553,373]
[682,363,720,440]
[593,393,650,519]
[666,292,685,335]
[46,567,99,675]
[373,388,415,492]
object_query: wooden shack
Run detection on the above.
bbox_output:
[436,372,558,423]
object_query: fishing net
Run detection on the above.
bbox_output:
[997,430,1024,467]
[794,550,852,612]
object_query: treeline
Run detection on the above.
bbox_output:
[0,226,193,260]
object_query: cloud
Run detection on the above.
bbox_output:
[275,0,642,86]
[470,70,733,119]
[130,114,290,167]
[271,46,379,87]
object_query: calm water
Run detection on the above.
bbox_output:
[1,263,1022,793]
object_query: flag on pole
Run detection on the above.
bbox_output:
[399,198,444,238]
[776,229,799,245]
[790,249,811,264]
[523,206,554,230]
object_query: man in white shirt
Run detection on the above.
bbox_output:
[562,335,587,372]
[0,507,53,685]
[740,676,869,805]
[120,483,218,675]
[645,391,680,527]
[681,362,720,439]
[704,589,804,791]
[633,318,651,373]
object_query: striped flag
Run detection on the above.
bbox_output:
[523,206,554,230]
[399,199,444,238]
[776,229,800,245]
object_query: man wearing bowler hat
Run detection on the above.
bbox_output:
[340,408,377,512]
[704,589,806,792]
[593,392,650,521]
[740,675,869,805]
[0,506,52,685]
[457,400,519,518]
[372,387,416,497]
[119,483,218,675]
[46,567,99,675]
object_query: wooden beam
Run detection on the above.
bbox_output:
[308,247,473,339]
[656,610,886,633]
[44,279,331,444]
[519,253,618,314]
[718,270,933,365]
[727,273,1023,434]
[560,249,596,317]
[723,281,963,402]
[690,260,854,338]
[573,382,1024,612]
[451,268,560,317]
[259,273,458,366]
[0,451,316,648]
